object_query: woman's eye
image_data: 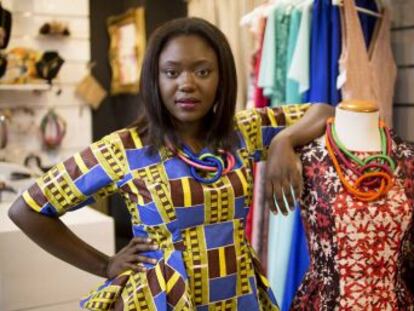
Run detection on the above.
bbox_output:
[196,69,210,78]
[164,70,178,78]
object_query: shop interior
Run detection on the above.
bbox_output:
[0,0,413,310]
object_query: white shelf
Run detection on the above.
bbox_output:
[0,84,50,91]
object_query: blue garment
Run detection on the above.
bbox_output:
[356,0,379,48]
[305,0,342,106]
[330,4,342,105]
[282,208,310,311]
[305,0,379,106]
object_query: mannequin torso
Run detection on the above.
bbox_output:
[291,101,414,310]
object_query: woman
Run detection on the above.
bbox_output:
[9,17,333,310]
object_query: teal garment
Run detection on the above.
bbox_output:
[267,210,296,308]
[286,8,302,104]
[288,0,313,95]
[258,6,291,107]
[271,7,291,107]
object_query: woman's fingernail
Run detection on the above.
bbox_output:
[152,259,157,264]
[152,245,158,249]
[146,238,152,243]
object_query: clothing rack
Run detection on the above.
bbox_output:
[332,0,383,18]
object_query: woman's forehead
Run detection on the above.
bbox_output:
[159,35,217,63]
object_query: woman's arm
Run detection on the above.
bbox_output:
[265,103,334,214]
[9,197,110,276]
[8,197,158,278]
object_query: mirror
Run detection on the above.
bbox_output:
[107,7,146,95]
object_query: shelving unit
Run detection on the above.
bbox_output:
[0,84,50,91]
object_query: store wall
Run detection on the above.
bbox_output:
[392,0,414,142]
[0,0,91,167]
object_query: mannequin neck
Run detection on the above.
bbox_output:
[333,106,381,152]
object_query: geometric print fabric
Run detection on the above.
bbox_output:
[22,105,309,310]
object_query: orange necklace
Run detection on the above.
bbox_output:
[325,118,395,202]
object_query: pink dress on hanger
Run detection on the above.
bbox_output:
[338,0,397,127]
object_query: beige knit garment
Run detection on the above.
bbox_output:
[339,0,397,126]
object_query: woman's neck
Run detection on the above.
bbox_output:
[175,124,205,153]
[334,106,381,152]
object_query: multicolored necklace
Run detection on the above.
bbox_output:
[167,142,235,184]
[325,118,395,202]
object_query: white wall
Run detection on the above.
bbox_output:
[392,0,414,142]
[0,0,92,167]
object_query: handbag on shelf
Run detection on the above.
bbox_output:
[75,73,107,110]
[35,51,65,83]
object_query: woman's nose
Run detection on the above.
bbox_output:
[178,72,195,92]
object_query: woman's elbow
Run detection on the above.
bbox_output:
[8,197,32,226]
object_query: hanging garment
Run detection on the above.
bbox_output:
[258,4,291,107]
[305,0,342,106]
[338,0,397,126]
[285,7,302,104]
[291,135,414,310]
[253,16,270,108]
[267,203,296,307]
[288,0,313,95]
[282,208,310,311]
[355,0,379,48]
[251,161,266,252]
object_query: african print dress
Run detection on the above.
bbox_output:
[291,135,414,311]
[21,105,309,311]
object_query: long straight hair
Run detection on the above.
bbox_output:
[131,17,238,151]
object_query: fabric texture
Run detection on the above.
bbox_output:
[22,105,310,311]
[338,0,397,126]
[291,134,414,310]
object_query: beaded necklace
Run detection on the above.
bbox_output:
[168,143,235,184]
[325,118,395,202]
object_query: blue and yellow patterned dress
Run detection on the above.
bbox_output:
[22,105,309,310]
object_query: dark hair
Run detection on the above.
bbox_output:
[133,17,238,151]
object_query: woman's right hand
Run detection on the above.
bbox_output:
[106,237,159,278]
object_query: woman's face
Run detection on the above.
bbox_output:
[158,35,219,131]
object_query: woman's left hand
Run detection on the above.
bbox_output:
[264,134,302,215]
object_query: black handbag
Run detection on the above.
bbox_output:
[35,51,64,83]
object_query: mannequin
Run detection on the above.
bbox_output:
[334,100,380,151]
[291,100,414,310]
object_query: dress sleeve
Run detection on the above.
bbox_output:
[21,132,128,217]
[235,104,310,162]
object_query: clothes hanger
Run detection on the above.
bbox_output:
[332,0,383,18]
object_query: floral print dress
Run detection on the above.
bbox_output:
[291,134,414,311]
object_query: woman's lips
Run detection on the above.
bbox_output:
[175,99,200,110]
